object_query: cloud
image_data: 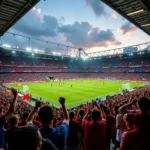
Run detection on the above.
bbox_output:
[118,22,137,37]
[59,22,121,48]
[13,7,59,37]
[110,12,117,19]
[10,7,121,50]
[85,0,106,17]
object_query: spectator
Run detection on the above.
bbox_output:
[0,88,18,150]
[67,111,83,150]
[0,106,3,117]
[104,104,115,150]
[39,97,69,150]
[82,101,107,150]
[17,112,29,126]
[116,94,137,148]
[120,114,134,146]
[5,115,19,150]
[76,109,85,123]
[115,110,124,148]
[33,115,41,128]
[8,126,57,150]
[55,116,63,127]
[121,97,150,150]
[41,138,58,150]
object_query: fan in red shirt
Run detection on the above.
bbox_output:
[104,105,115,150]
[82,101,107,150]
[121,97,150,150]
[67,111,83,150]
[76,109,85,124]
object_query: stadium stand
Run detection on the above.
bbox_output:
[0,47,150,150]
[0,51,150,83]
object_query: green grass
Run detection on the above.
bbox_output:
[8,79,146,108]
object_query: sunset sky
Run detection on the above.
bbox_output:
[4,0,150,54]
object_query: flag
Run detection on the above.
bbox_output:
[23,94,30,100]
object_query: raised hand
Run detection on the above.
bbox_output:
[58,97,69,123]
[131,98,137,105]
[86,104,90,114]
[59,97,66,105]
[11,88,18,98]
[99,103,104,108]
[92,100,96,106]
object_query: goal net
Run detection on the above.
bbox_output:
[122,83,131,90]
[23,85,29,93]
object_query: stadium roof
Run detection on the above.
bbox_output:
[0,0,40,36]
[101,0,150,36]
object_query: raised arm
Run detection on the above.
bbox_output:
[119,98,137,115]
[26,101,42,123]
[99,103,106,120]
[108,101,114,116]
[4,88,18,121]
[59,97,69,124]
[93,101,106,120]
[83,105,90,120]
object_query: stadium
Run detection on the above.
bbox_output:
[0,0,150,150]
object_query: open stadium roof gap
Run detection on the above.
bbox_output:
[0,0,40,36]
[87,41,150,58]
[101,0,150,36]
[6,32,78,50]
[1,32,88,58]
[1,40,150,60]
[87,41,150,54]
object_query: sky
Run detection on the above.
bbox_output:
[3,0,150,54]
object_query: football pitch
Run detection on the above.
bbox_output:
[8,79,146,108]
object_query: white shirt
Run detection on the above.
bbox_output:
[116,114,124,142]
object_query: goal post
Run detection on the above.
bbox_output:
[23,85,29,93]
[122,83,131,90]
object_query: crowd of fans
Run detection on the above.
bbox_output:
[1,55,150,67]
[0,72,150,83]
[1,54,150,85]
[0,84,150,150]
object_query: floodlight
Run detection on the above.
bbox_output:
[12,51,16,54]
[52,52,61,56]
[40,50,44,53]
[32,53,34,56]
[57,53,61,56]
[141,24,150,27]
[2,44,11,48]
[33,49,38,52]
[26,47,32,51]
[70,55,76,57]
[127,9,144,16]
[82,56,89,61]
